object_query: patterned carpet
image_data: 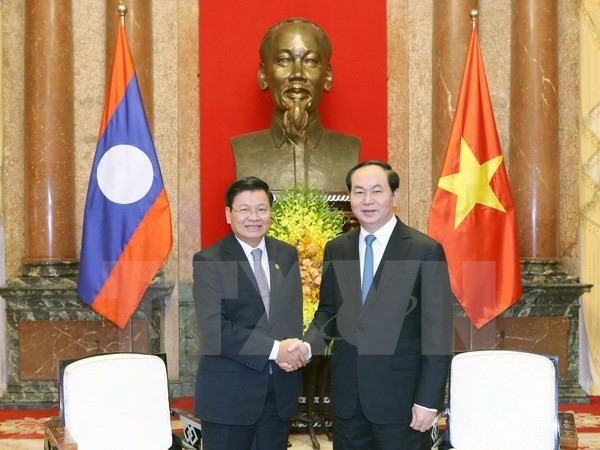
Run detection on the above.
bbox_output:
[559,403,600,450]
[0,400,599,449]
[0,408,55,449]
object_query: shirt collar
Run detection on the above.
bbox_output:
[270,112,325,149]
[360,215,397,248]
[234,236,267,258]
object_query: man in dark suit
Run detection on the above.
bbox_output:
[193,177,306,450]
[298,161,454,449]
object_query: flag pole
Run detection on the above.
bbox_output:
[468,8,478,353]
[117,2,133,352]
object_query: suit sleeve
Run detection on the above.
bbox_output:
[193,252,273,371]
[304,241,338,355]
[414,242,454,409]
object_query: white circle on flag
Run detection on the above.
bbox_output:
[97,144,154,204]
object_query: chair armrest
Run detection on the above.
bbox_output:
[558,412,578,449]
[44,418,77,450]
[430,408,449,448]
[171,408,202,449]
[171,408,202,427]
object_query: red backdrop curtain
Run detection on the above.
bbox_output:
[199,0,388,246]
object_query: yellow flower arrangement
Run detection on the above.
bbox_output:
[268,185,346,330]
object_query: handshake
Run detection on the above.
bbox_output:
[276,338,310,372]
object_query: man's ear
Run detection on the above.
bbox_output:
[323,65,333,92]
[258,63,269,91]
[225,207,232,224]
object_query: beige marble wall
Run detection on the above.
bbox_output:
[73,2,105,254]
[0,3,3,224]
[406,0,434,232]
[557,0,581,276]
[0,0,581,379]
[3,1,26,279]
[479,1,511,164]
[387,0,409,222]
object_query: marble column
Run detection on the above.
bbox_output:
[503,0,585,402]
[509,0,558,259]
[106,0,153,129]
[431,0,478,190]
[24,0,76,262]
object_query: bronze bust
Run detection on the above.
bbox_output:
[231,18,360,192]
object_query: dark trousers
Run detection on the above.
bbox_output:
[201,374,291,450]
[332,398,430,450]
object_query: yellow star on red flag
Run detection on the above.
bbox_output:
[438,137,506,229]
[427,24,521,329]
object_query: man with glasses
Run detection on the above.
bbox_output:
[193,176,306,450]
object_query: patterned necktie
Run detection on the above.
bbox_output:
[251,248,270,319]
[361,234,376,303]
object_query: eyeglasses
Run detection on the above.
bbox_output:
[230,207,271,218]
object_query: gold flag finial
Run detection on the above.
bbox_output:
[470,9,479,28]
[117,3,127,25]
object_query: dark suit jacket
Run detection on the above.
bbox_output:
[304,218,454,424]
[193,233,303,425]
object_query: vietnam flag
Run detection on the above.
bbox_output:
[428,23,521,329]
[77,21,172,329]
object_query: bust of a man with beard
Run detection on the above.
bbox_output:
[231,18,360,192]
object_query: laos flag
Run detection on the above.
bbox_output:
[77,21,172,329]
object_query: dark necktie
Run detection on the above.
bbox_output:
[251,248,270,319]
[362,234,376,303]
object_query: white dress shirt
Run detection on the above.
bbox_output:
[358,215,398,284]
[233,236,279,360]
[235,236,271,289]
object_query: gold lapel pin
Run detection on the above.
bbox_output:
[275,263,280,270]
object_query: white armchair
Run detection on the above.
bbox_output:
[432,350,577,450]
[43,352,201,450]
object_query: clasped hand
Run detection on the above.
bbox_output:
[276,338,309,372]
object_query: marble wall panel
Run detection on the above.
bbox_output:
[454,316,569,376]
[19,320,149,380]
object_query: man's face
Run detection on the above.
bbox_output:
[259,22,332,116]
[349,165,399,233]
[226,190,272,247]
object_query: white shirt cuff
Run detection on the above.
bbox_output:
[304,342,313,361]
[414,403,437,412]
[269,340,279,360]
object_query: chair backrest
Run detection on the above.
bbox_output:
[448,350,559,450]
[60,352,172,450]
